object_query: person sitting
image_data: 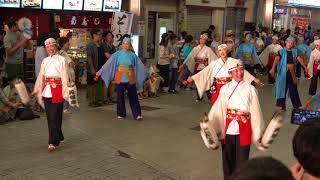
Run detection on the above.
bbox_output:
[291,118,320,180]
[230,156,294,180]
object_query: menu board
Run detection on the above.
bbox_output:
[0,0,20,8]
[21,0,41,8]
[103,0,121,12]
[63,0,83,10]
[43,0,63,9]
[83,0,103,11]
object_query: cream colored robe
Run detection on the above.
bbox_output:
[192,58,256,98]
[259,43,282,65]
[307,48,320,77]
[183,45,218,73]
[208,80,265,147]
[33,54,69,108]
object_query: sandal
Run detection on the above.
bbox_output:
[48,144,56,151]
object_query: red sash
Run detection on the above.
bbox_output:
[45,78,64,103]
[210,78,231,104]
[313,62,319,76]
[268,53,277,67]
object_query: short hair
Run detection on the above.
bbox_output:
[102,31,113,39]
[169,34,177,40]
[167,30,174,34]
[208,25,216,31]
[58,37,69,48]
[185,35,193,43]
[286,29,291,35]
[90,28,100,38]
[181,31,187,39]
[293,118,320,178]
[36,32,49,47]
[230,156,294,180]
[6,18,17,29]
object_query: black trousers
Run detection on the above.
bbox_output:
[44,98,64,146]
[267,65,275,84]
[222,135,250,180]
[158,64,170,88]
[276,72,302,109]
[309,70,320,95]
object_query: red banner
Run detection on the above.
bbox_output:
[55,12,112,29]
[292,18,309,30]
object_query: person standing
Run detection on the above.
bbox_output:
[269,37,309,110]
[168,34,179,93]
[35,32,49,77]
[86,29,109,107]
[208,59,265,180]
[33,38,69,151]
[0,30,6,68]
[308,39,320,95]
[295,36,311,78]
[95,38,146,120]
[59,37,75,114]
[259,35,283,84]
[210,32,221,56]
[158,33,171,92]
[183,33,218,101]
[102,31,117,103]
[184,44,263,105]
[235,33,262,76]
[3,18,29,80]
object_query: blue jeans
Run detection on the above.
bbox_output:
[169,68,179,91]
[63,101,70,110]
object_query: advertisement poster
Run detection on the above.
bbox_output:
[111,11,133,47]
[21,0,41,8]
[63,0,83,10]
[291,17,309,30]
[83,0,103,11]
[0,0,20,8]
[43,0,63,9]
[103,0,121,12]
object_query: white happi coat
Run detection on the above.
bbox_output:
[33,54,70,107]
[208,79,265,146]
[183,45,218,73]
[259,43,282,65]
[192,58,256,98]
[308,48,320,77]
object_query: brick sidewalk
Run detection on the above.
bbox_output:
[0,118,174,180]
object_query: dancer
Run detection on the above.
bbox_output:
[235,33,263,76]
[208,58,265,180]
[270,37,309,110]
[95,37,146,120]
[183,44,263,105]
[259,35,283,84]
[295,36,311,78]
[33,38,69,151]
[183,33,218,101]
[308,39,320,95]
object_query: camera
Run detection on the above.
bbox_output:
[291,109,320,125]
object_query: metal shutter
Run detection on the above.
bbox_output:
[187,8,212,39]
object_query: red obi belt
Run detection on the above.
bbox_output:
[44,77,64,103]
[223,109,252,146]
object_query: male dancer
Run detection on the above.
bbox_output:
[184,44,263,105]
[208,58,265,180]
[270,37,309,110]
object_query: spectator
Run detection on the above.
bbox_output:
[102,31,117,103]
[305,25,313,45]
[230,156,294,180]
[291,118,320,180]
[168,34,179,94]
[86,29,109,107]
[0,76,21,124]
[0,30,6,68]
[35,32,49,77]
[158,33,171,92]
[3,18,29,80]
[179,34,193,90]
[59,37,75,114]
[210,32,221,56]
[206,25,216,46]
[281,29,291,46]
[177,31,187,65]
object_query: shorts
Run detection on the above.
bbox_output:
[87,72,98,85]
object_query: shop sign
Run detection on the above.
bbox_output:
[291,8,311,18]
[56,13,112,29]
[103,0,122,12]
[292,17,309,30]
[274,6,287,15]
[111,11,133,46]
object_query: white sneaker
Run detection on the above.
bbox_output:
[136,116,142,120]
[117,116,124,119]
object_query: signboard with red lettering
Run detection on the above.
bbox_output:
[291,17,309,30]
[63,0,84,11]
[55,13,112,29]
